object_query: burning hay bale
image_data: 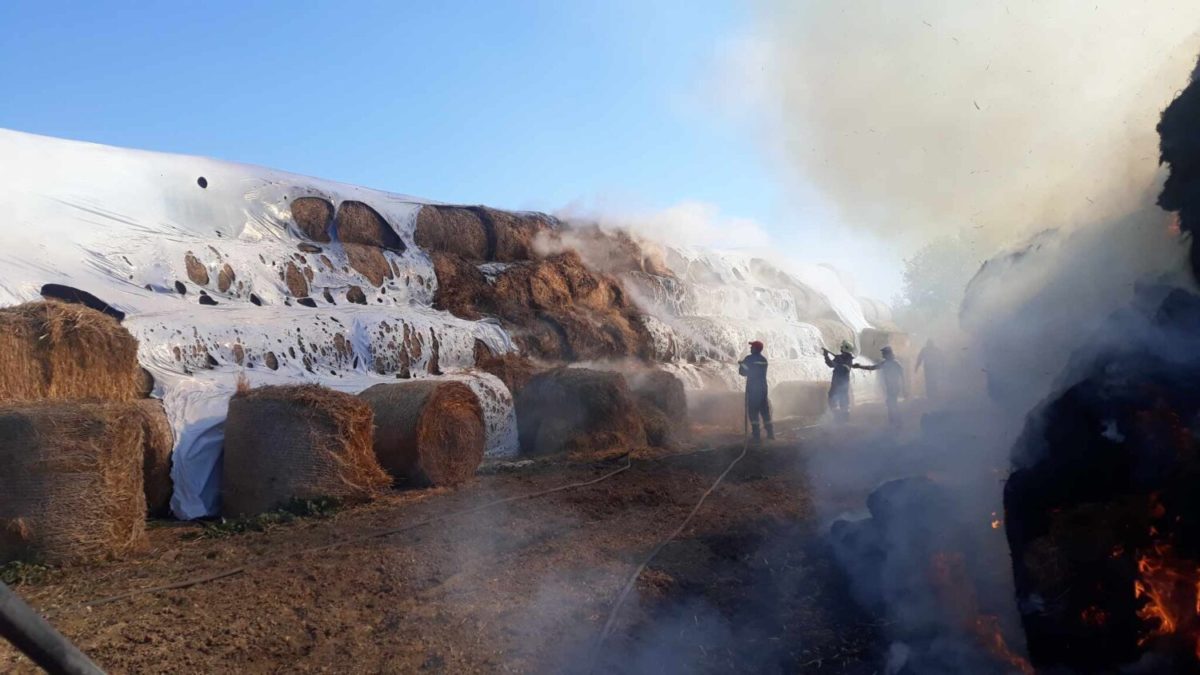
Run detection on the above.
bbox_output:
[358,381,486,486]
[0,300,141,402]
[430,250,651,361]
[625,369,689,447]
[515,367,647,455]
[133,399,174,518]
[0,402,148,563]
[222,385,390,517]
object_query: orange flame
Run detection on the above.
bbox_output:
[1133,542,1200,659]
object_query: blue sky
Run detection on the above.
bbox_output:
[0,1,899,296]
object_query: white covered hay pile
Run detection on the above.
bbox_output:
[515,367,647,455]
[0,402,148,563]
[222,384,390,517]
[358,380,485,486]
[0,300,141,401]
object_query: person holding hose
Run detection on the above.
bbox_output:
[739,340,774,442]
[823,340,866,423]
[859,345,907,427]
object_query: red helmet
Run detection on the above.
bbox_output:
[748,340,764,352]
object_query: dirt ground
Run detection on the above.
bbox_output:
[0,410,915,674]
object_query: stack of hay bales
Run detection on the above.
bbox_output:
[222,385,391,517]
[358,381,486,486]
[515,368,647,455]
[625,369,689,448]
[0,300,155,563]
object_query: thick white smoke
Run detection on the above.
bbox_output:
[724,0,1200,247]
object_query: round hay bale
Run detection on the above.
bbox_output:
[487,209,555,262]
[415,206,491,260]
[344,243,394,287]
[346,286,368,305]
[217,263,236,293]
[222,385,390,517]
[0,301,141,402]
[358,381,485,486]
[132,399,174,518]
[184,252,209,286]
[284,262,309,298]
[336,200,404,251]
[291,197,333,242]
[430,252,489,320]
[515,368,647,456]
[626,369,689,447]
[0,401,148,563]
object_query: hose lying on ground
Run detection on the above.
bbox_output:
[57,457,633,615]
[589,434,752,671]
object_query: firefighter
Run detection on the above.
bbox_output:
[739,340,774,442]
[822,340,861,422]
[915,338,944,399]
[861,345,906,427]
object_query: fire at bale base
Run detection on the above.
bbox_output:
[222,384,391,517]
[515,367,647,456]
[0,401,149,564]
[358,381,486,487]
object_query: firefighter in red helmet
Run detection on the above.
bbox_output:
[739,340,774,442]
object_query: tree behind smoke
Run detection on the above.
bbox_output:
[733,0,1200,247]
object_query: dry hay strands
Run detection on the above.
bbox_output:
[358,381,485,487]
[515,367,647,456]
[625,369,689,448]
[415,206,493,261]
[0,300,141,402]
[415,205,554,262]
[291,196,334,242]
[133,399,175,518]
[0,402,148,564]
[472,342,542,397]
[222,385,390,518]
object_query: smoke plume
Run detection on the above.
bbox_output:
[725,1,1200,246]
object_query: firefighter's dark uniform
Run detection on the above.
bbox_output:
[739,352,774,441]
[825,351,855,421]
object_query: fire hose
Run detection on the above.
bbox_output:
[0,581,103,675]
[588,387,753,672]
[56,456,634,615]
